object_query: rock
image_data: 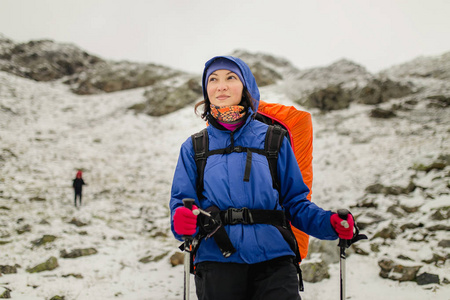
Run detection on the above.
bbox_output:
[421,253,447,265]
[306,238,340,264]
[354,77,414,105]
[31,234,57,246]
[355,197,378,208]
[301,260,330,283]
[68,218,87,227]
[132,77,202,116]
[399,204,420,213]
[397,255,414,261]
[355,212,385,229]
[231,49,299,86]
[416,272,440,285]
[69,61,183,95]
[0,265,17,274]
[373,223,398,239]
[304,84,352,111]
[62,273,83,279]
[26,256,59,273]
[370,243,380,253]
[16,224,31,234]
[391,264,422,282]
[354,81,382,105]
[29,196,46,202]
[169,252,184,267]
[400,222,424,231]
[376,78,414,101]
[438,239,450,248]
[380,51,450,80]
[365,182,415,195]
[49,296,65,300]
[369,107,396,119]
[0,39,103,82]
[412,161,447,173]
[139,252,168,264]
[365,183,384,194]
[378,258,395,278]
[60,248,97,259]
[430,207,450,221]
[427,95,450,108]
[246,61,282,86]
[387,205,405,217]
[0,287,11,298]
[427,224,450,232]
[378,258,421,282]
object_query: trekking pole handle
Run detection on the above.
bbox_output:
[183,198,195,210]
[182,198,196,241]
[337,209,351,248]
[337,209,350,227]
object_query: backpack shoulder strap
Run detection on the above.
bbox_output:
[264,125,287,196]
[191,128,209,200]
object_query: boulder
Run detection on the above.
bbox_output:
[131,77,202,116]
[60,248,98,259]
[138,251,168,264]
[68,218,88,227]
[416,272,440,285]
[304,84,353,111]
[169,252,184,267]
[373,223,398,239]
[0,39,102,81]
[31,235,57,246]
[26,256,59,273]
[0,265,17,274]
[0,287,11,298]
[378,258,421,282]
[301,260,330,283]
[68,61,183,95]
[369,107,397,118]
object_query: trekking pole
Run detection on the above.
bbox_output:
[337,209,350,300]
[182,198,195,300]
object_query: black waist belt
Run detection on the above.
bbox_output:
[220,207,288,227]
[197,207,289,258]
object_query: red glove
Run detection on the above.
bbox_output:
[173,205,198,236]
[330,213,354,239]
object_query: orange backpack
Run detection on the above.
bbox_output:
[257,100,313,260]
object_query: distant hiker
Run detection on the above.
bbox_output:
[170,56,356,300]
[72,170,86,207]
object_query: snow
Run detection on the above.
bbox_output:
[0,66,449,299]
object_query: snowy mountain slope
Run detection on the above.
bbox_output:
[0,48,449,300]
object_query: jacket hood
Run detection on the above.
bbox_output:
[202,56,260,112]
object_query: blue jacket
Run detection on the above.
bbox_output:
[170,56,338,264]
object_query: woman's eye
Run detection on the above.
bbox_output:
[209,77,217,82]
[227,75,236,80]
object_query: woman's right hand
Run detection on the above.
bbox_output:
[173,205,198,235]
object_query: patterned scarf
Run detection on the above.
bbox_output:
[210,105,246,123]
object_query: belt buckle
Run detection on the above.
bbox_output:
[228,208,248,225]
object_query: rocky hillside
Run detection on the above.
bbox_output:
[0,34,449,299]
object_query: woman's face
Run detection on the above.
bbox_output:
[207,69,243,107]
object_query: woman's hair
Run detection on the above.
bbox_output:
[195,87,256,120]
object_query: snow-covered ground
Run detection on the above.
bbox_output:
[0,66,449,300]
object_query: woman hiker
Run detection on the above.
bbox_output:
[169,56,355,300]
[72,170,86,207]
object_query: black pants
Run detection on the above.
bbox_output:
[194,256,301,300]
[74,192,82,207]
